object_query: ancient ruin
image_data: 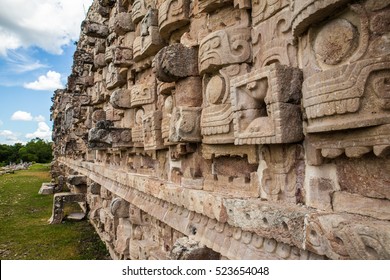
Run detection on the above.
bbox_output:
[50,0,390,259]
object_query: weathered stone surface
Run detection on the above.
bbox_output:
[201,64,249,144]
[174,77,202,107]
[67,175,87,186]
[82,21,109,38]
[38,183,56,195]
[111,12,135,35]
[291,0,351,37]
[305,213,390,259]
[223,198,311,249]
[199,27,251,74]
[110,198,130,218]
[110,88,131,108]
[155,44,198,82]
[333,191,390,221]
[306,177,334,211]
[170,237,220,260]
[169,107,202,143]
[49,192,86,224]
[231,63,303,144]
[50,0,390,260]
[260,144,305,203]
[336,156,390,200]
[158,0,190,40]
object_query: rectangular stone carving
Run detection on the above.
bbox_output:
[294,2,390,163]
[299,3,390,150]
[143,111,164,151]
[252,7,297,68]
[158,0,190,39]
[110,88,132,109]
[306,125,390,162]
[106,63,127,90]
[230,63,303,144]
[112,47,133,67]
[201,64,249,144]
[131,108,145,147]
[111,128,133,148]
[223,198,310,249]
[130,73,156,107]
[252,0,289,26]
[131,0,154,24]
[169,107,202,143]
[305,213,390,259]
[199,27,251,75]
[259,144,305,204]
[162,96,173,146]
[133,26,164,62]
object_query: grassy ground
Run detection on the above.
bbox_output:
[0,164,110,260]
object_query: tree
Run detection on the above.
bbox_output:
[0,138,52,165]
[18,138,53,163]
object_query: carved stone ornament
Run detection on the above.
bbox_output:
[230,63,303,144]
[198,27,251,75]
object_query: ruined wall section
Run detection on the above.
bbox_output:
[51,0,390,260]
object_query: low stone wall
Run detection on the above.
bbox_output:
[50,0,390,259]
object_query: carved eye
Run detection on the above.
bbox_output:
[142,88,149,96]
[210,37,221,49]
[314,18,358,65]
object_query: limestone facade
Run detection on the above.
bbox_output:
[50,0,390,259]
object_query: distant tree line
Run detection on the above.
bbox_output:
[0,138,52,166]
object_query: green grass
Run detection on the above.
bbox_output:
[0,164,110,260]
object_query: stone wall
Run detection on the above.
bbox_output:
[50,0,390,260]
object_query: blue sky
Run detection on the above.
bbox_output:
[0,0,93,144]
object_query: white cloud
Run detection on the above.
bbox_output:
[11,111,33,121]
[4,49,48,73]
[24,70,64,90]
[0,130,24,144]
[0,130,15,137]
[0,0,93,56]
[34,115,46,122]
[25,122,51,140]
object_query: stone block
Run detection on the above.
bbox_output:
[155,44,198,82]
[305,213,390,259]
[333,191,390,221]
[336,156,390,200]
[158,0,190,40]
[223,198,311,249]
[306,177,334,211]
[252,6,297,68]
[111,12,135,35]
[169,107,202,143]
[174,77,202,107]
[110,88,132,109]
[82,21,109,38]
[143,111,164,151]
[38,183,56,195]
[231,63,303,144]
[110,198,130,218]
[201,64,249,144]
[199,27,251,75]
